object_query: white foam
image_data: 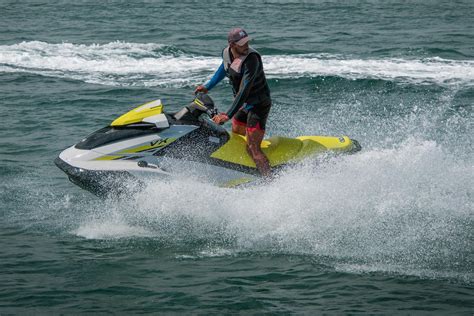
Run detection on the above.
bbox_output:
[1,41,473,87]
[175,248,236,259]
[132,139,472,256]
[62,138,472,281]
[265,55,474,86]
[75,221,153,239]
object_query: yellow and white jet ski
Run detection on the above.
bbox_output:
[55,94,361,196]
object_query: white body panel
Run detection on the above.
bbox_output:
[142,113,169,128]
[91,134,161,155]
[58,144,255,187]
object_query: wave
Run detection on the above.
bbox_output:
[1,41,473,87]
[67,139,472,282]
[2,131,472,282]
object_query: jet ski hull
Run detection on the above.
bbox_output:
[55,134,361,196]
[54,96,362,196]
[55,144,172,197]
[55,142,258,196]
[54,157,143,197]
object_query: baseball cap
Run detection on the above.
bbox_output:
[228,28,251,46]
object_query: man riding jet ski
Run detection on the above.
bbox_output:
[55,93,361,196]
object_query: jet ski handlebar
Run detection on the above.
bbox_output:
[174,93,219,121]
[206,107,218,119]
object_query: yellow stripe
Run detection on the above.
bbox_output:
[194,98,204,106]
[118,138,176,154]
[94,155,124,161]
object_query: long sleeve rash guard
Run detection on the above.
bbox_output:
[204,54,261,119]
[204,63,226,91]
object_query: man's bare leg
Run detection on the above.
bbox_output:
[232,120,271,176]
[246,129,271,177]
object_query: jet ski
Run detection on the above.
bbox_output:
[55,93,361,196]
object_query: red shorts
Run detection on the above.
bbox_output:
[232,100,271,132]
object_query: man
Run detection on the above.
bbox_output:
[195,28,272,176]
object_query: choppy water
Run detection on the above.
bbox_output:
[1,0,473,313]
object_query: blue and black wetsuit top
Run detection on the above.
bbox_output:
[205,46,271,119]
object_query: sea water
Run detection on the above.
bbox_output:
[0,1,472,313]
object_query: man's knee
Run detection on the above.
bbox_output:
[232,124,246,135]
[232,117,247,135]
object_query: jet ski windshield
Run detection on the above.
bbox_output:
[75,125,161,150]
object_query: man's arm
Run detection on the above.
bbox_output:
[195,63,226,94]
[204,63,226,91]
[226,54,259,118]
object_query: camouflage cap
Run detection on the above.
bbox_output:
[228,28,251,46]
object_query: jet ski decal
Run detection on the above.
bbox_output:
[93,138,177,161]
[94,155,126,161]
[118,137,176,154]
